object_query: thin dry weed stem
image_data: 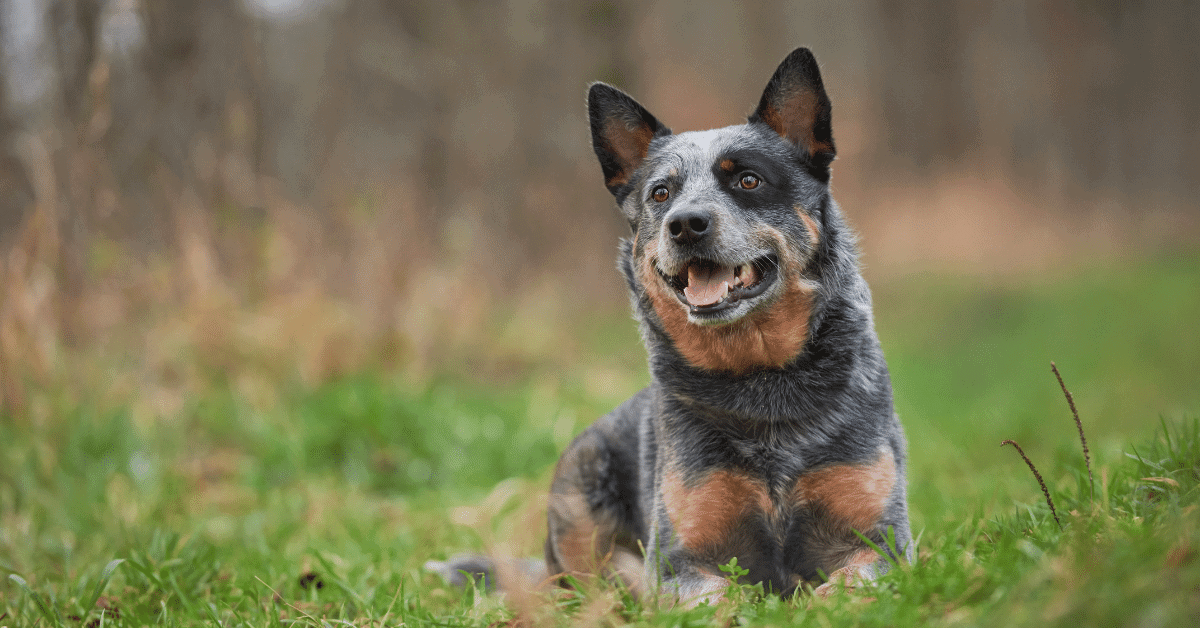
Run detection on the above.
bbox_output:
[1051,361,1093,500]
[1000,439,1062,530]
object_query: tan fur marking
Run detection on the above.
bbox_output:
[551,492,645,593]
[639,230,815,374]
[757,104,787,139]
[662,470,770,550]
[604,119,654,187]
[719,159,735,172]
[794,448,897,533]
[760,90,830,156]
[796,205,820,249]
[550,492,610,575]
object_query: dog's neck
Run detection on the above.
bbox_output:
[626,202,890,425]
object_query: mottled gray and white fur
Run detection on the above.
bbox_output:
[428,47,911,604]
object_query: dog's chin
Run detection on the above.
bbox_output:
[655,255,781,327]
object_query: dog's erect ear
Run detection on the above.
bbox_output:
[749,48,835,177]
[588,83,671,200]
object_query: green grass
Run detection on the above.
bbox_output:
[2,252,1199,626]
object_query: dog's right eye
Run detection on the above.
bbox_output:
[651,186,670,203]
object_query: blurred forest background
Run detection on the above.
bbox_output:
[1,0,1198,416]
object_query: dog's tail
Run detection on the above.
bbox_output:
[423,554,548,592]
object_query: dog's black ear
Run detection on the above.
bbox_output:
[749,48,835,178]
[588,83,671,200]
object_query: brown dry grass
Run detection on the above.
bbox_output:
[3,85,1197,425]
[5,151,1197,425]
[0,150,602,422]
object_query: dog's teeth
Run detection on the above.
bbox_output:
[740,263,760,286]
[737,264,753,285]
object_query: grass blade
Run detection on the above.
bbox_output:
[312,551,371,611]
[80,559,124,615]
[851,528,902,570]
[9,574,63,627]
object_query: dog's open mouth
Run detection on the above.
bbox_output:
[659,255,778,314]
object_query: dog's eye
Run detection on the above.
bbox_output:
[651,186,670,202]
[739,174,760,190]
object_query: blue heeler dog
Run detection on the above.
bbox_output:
[429,47,911,605]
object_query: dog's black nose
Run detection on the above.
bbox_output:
[667,208,711,244]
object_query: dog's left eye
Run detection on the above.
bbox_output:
[651,186,670,202]
[739,174,760,190]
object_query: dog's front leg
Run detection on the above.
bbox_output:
[648,467,770,607]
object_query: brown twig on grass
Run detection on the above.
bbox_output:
[1051,361,1094,499]
[1001,440,1062,529]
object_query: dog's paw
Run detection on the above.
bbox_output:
[812,564,873,600]
[812,579,848,599]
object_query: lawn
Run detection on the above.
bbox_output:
[2,251,1198,626]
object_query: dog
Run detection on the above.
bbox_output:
[429,47,911,605]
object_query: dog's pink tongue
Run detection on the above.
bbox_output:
[684,264,735,306]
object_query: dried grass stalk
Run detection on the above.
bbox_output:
[1051,361,1093,499]
[1001,439,1062,529]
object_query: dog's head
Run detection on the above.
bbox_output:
[589,48,840,375]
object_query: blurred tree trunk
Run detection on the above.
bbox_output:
[44,0,100,303]
[872,0,977,172]
[0,69,36,242]
[124,0,261,216]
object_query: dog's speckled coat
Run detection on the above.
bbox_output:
[434,47,910,605]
